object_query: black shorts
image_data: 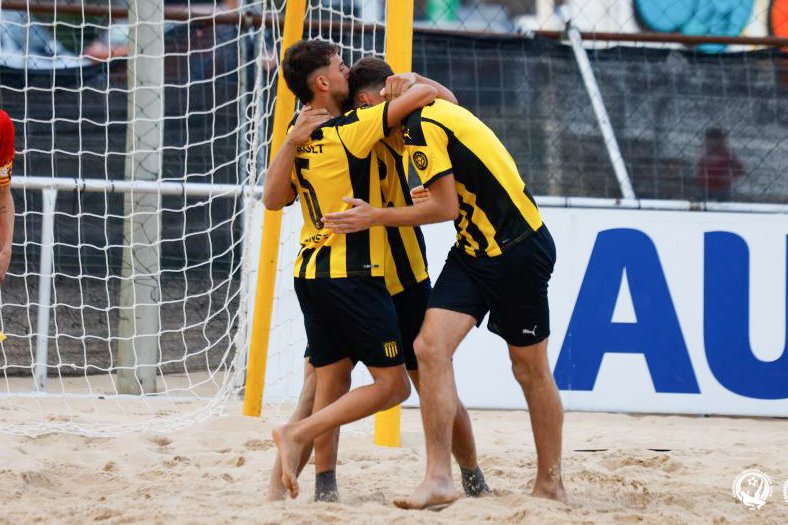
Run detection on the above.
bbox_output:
[428,225,556,347]
[392,279,431,371]
[294,276,404,369]
[303,278,431,371]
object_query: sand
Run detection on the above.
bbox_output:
[1,402,787,524]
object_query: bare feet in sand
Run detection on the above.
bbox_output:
[268,484,286,502]
[532,472,568,504]
[272,424,306,499]
[393,477,459,510]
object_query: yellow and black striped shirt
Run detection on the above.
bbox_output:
[374,132,429,295]
[288,102,390,278]
[402,99,542,258]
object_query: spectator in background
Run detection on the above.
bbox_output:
[0,110,15,283]
[84,1,241,61]
[697,127,743,201]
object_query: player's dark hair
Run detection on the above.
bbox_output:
[282,39,340,104]
[349,57,393,102]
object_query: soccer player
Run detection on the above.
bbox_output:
[0,109,15,283]
[267,58,491,502]
[324,96,566,509]
[263,39,439,501]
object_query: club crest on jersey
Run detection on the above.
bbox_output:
[383,340,399,358]
[412,151,428,170]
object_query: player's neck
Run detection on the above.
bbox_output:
[310,94,342,117]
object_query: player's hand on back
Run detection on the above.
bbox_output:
[289,106,332,145]
[322,197,376,234]
[410,185,431,205]
[381,73,417,101]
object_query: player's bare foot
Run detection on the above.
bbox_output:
[532,471,568,504]
[393,477,459,510]
[267,457,287,501]
[532,484,568,504]
[272,424,306,499]
[267,481,286,502]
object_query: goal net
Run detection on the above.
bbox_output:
[0,0,384,436]
[6,0,783,437]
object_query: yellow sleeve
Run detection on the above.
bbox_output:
[335,102,390,159]
[407,120,452,188]
[0,163,11,188]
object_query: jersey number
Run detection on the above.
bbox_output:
[294,157,324,230]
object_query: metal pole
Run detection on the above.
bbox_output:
[560,7,636,200]
[117,0,165,395]
[33,188,57,392]
[232,0,259,395]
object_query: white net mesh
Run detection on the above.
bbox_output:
[6,0,783,436]
[0,0,388,436]
[0,0,280,436]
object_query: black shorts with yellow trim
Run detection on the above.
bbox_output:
[295,276,404,368]
[391,278,431,370]
[428,225,556,347]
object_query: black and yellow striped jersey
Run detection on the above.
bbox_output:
[402,99,543,258]
[374,131,429,295]
[288,102,390,279]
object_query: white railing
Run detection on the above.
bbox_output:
[9,176,262,392]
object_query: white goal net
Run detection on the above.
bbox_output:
[0,0,386,436]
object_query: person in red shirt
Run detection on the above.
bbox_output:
[0,110,15,283]
[697,128,743,201]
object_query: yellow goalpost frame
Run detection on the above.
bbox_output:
[243,0,416,449]
[243,0,307,417]
[374,0,415,448]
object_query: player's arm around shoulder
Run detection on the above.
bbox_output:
[322,173,458,233]
[263,106,331,210]
[385,83,437,130]
[383,72,457,105]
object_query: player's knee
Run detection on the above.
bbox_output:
[456,402,470,422]
[380,370,411,406]
[393,372,412,404]
[511,360,531,386]
[413,332,447,368]
[511,355,550,386]
[335,371,352,394]
[395,377,412,404]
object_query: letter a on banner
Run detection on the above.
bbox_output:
[555,229,700,394]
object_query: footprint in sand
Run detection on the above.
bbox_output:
[243,438,273,451]
[150,436,172,447]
